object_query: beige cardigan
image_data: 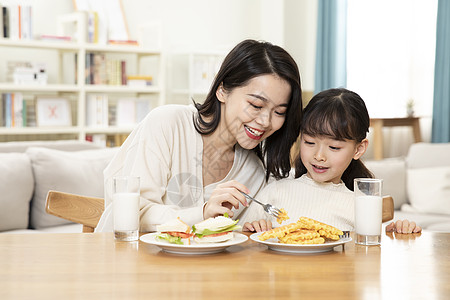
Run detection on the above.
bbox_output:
[97,104,267,232]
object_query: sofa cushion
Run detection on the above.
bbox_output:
[363,158,407,209]
[406,166,450,215]
[394,210,450,232]
[0,140,101,153]
[0,153,34,231]
[27,147,119,229]
[406,142,450,169]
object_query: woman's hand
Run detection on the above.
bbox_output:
[203,180,249,219]
[243,219,272,232]
[386,220,422,233]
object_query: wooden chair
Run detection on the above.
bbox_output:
[45,190,105,233]
[45,190,395,233]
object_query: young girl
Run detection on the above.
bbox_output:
[240,88,421,234]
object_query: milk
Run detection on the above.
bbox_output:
[355,195,382,235]
[113,192,140,231]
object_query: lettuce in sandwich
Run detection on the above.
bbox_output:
[156,217,193,245]
[192,215,241,243]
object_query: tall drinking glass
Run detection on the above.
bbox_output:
[354,178,383,246]
[113,176,140,241]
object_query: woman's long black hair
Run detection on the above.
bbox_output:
[294,88,374,190]
[194,39,303,181]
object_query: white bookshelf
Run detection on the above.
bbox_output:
[0,38,165,144]
[168,51,224,104]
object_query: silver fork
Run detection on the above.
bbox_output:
[240,192,282,218]
[339,231,350,239]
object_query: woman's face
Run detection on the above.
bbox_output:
[217,74,291,149]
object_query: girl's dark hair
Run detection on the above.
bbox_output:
[294,88,373,190]
[193,39,303,181]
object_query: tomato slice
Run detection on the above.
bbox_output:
[164,231,194,239]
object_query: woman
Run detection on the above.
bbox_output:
[96,39,303,232]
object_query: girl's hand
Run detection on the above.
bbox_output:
[386,220,422,234]
[203,180,249,219]
[243,219,272,232]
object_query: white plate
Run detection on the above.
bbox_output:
[140,232,248,255]
[250,232,352,254]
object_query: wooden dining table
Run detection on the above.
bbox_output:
[1,230,449,300]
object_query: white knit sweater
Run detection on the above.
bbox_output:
[238,174,355,231]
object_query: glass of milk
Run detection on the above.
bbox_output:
[354,178,383,246]
[113,176,140,241]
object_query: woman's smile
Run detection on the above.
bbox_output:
[244,125,265,140]
[217,74,291,150]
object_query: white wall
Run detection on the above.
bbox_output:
[123,0,261,51]
[284,0,317,92]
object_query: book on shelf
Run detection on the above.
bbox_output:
[39,34,72,42]
[127,75,153,87]
[85,52,91,84]
[81,52,126,85]
[108,103,117,126]
[111,134,129,147]
[12,92,23,128]
[87,11,99,43]
[13,63,48,85]
[1,92,27,128]
[1,3,32,39]
[2,6,8,38]
[88,134,128,147]
[92,53,107,84]
[108,40,138,46]
[121,60,127,85]
[86,133,107,147]
[86,94,108,127]
[26,102,36,127]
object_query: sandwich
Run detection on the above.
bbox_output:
[192,216,241,243]
[156,217,194,245]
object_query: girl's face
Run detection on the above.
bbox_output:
[216,74,291,149]
[300,134,367,184]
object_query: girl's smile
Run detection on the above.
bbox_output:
[311,163,329,173]
[300,134,367,184]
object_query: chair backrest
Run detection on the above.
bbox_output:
[382,196,394,223]
[45,190,104,233]
[45,191,394,233]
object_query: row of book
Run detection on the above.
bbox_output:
[80,53,126,85]
[86,94,152,127]
[85,133,129,148]
[1,3,32,40]
[1,93,151,129]
[1,93,27,127]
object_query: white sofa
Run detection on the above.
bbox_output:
[0,140,118,233]
[1,140,449,233]
[364,142,450,232]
